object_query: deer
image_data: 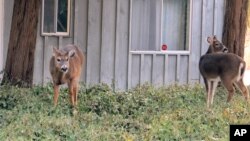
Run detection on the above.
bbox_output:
[50,44,84,107]
[199,35,249,109]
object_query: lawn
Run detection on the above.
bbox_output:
[0,83,250,141]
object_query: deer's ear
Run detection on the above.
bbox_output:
[53,47,59,57]
[207,36,213,44]
[68,50,76,58]
[213,35,217,40]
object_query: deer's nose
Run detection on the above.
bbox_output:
[61,65,68,72]
[223,48,228,53]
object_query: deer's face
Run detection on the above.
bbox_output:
[53,48,75,73]
[207,36,228,54]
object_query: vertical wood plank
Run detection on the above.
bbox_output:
[86,0,102,85]
[3,0,14,70]
[201,0,214,55]
[54,0,59,32]
[187,0,193,84]
[43,36,48,85]
[151,54,156,84]
[179,55,189,84]
[200,0,214,83]
[187,54,190,84]
[176,54,181,82]
[164,54,168,85]
[168,55,176,84]
[0,0,4,80]
[115,0,129,90]
[139,54,144,85]
[152,55,164,86]
[213,0,225,40]
[127,0,132,89]
[131,54,140,88]
[100,0,116,85]
[143,55,153,84]
[58,36,63,48]
[74,0,88,82]
[155,0,162,51]
[74,0,88,52]
[43,37,61,84]
[33,14,44,85]
[73,0,78,45]
[189,0,202,84]
[128,52,132,89]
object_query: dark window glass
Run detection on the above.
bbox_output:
[57,0,68,32]
[42,0,69,34]
[43,0,56,33]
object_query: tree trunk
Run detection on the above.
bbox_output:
[1,0,40,87]
[222,0,248,58]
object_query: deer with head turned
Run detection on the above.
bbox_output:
[50,44,84,107]
[199,35,249,109]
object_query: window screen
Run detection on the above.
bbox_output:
[131,0,190,51]
[162,0,190,51]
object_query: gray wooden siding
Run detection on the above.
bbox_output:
[2,0,225,90]
[0,0,4,80]
[3,0,14,73]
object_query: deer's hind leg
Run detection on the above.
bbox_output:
[204,78,208,94]
[236,79,249,101]
[221,78,235,102]
[206,80,211,108]
[210,80,219,105]
[206,79,219,109]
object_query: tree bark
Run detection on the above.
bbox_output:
[1,0,40,87]
[222,0,248,58]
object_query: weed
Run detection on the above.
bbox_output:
[0,84,250,140]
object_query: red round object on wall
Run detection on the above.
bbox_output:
[162,44,167,50]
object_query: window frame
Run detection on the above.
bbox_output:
[129,0,193,53]
[41,0,71,36]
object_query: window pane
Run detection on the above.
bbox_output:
[57,0,68,32]
[131,0,160,51]
[43,0,56,33]
[162,0,190,50]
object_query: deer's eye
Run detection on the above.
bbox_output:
[57,58,61,62]
[66,58,69,61]
[215,43,219,47]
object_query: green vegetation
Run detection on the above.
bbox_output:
[0,84,250,141]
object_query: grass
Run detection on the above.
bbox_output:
[0,83,250,141]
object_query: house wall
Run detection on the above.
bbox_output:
[2,0,225,90]
[1,0,14,83]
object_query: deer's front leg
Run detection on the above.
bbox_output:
[68,80,77,106]
[73,82,79,106]
[53,85,60,106]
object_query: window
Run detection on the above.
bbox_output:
[42,0,71,36]
[131,0,191,51]
[162,0,190,51]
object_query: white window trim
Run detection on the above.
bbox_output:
[41,0,71,36]
[129,0,193,54]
